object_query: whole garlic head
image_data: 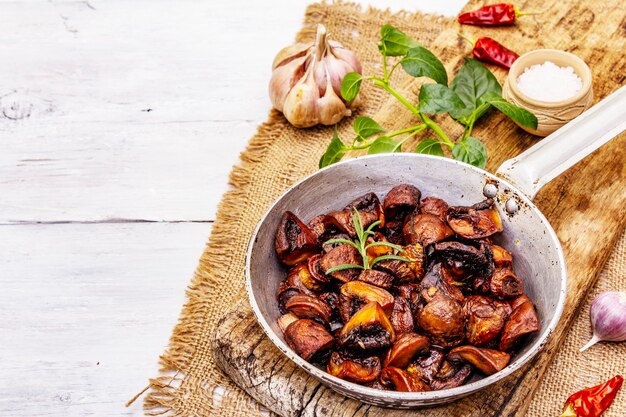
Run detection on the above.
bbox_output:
[269,24,362,128]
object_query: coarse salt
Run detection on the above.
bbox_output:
[516,61,583,102]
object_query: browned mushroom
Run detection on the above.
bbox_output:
[277,280,304,312]
[509,294,532,311]
[395,283,422,312]
[327,193,385,237]
[419,197,449,221]
[285,294,333,324]
[463,295,509,346]
[403,243,426,280]
[375,259,416,284]
[491,244,513,267]
[327,352,381,383]
[275,211,320,266]
[447,199,503,239]
[403,213,453,246]
[380,367,431,392]
[389,297,415,335]
[382,184,421,221]
[320,244,362,283]
[339,302,396,352]
[499,298,540,351]
[415,293,465,347]
[318,292,340,321]
[322,233,352,253]
[277,312,299,333]
[306,254,329,287]
[406,348,445,383]
[433,241,494,279]
[383,333,430,368]
[489,268,523,299]
[447,345,510,375]
[288,262,325,293]
[365,232,393,262]
[358,269,394,289]
[420,263,464,304]
[307,214,340,241]
[284,319,335,362]
[429,363,473,390]
[339,281,394,323]
[380,220,404,245]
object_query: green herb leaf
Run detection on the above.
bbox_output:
[418,83,465,115]
[452,136,488,168]
[415,138,444,156]
[366,220,382,232]
[340,72,363,102]
[481,92,539,129]
[400,46,448,85]
[325,264,365,274]
[379,25,420,56]
[351,208,364,240]
[324,238,358,249]
[450,59,501,121]
[353,116,385,139]
[365,241,405,252]
[319,129,347,168]
[367,136,403,154]
[371,254,411,267]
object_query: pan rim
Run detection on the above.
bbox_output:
[244,153,567,404]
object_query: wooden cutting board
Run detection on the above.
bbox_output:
[212,129,626,417]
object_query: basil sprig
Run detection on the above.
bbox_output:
[320,25,537,169]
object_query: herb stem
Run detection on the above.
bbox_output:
[386,61,402,82]
[387,124,426,138]
[420,114,454,148]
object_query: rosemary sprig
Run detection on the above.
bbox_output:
[324,208,409,274]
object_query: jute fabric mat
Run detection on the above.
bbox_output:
[143,1,626,415]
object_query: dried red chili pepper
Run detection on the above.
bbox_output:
[560,375,623,417]
[459,34,519,69]
[458,3,537,26]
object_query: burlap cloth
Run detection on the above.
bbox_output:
[143,1,626,416]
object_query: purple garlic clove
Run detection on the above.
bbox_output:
[580,291,626,352]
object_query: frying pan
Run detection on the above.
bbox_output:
[245,86,626,408]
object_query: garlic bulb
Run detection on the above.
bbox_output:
[269,24,362,128]
[580,291,626,352]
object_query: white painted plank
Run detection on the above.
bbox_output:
[0,222,210,417]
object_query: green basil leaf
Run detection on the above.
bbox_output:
[450,59,501,120]
[452,136,488,168]
[379,25,420,56]
[367,136,403,154]
[340,72,363,102]
[319,129,347,168]
[415,138,444,156]
[400,46,448,85]
[481,92,539,129]
[353,116,385,138]
[418,84,465,114]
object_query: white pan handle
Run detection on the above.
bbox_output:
[496,85,626,200]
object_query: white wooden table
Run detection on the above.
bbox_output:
[0,1,465,415]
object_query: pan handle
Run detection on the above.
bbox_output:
[496,85,626,200]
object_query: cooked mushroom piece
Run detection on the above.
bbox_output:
[339,302,396,352]
[463,295,509,346]
[327,352,381,383]
[288,262,325,293]
[380,367,431,392]
[338,281,394,323]
[403,243,426,280]
[380,220,404,245]
[382,184,421,221]
[322,233,352,253]
[419,197,449,221]
[318,292,340,321]
[320,244,362,283]
[499,298,540,351]
[420,263,464,304]
[432,241,494,278]
[429,363,473,390]
[383,333,430,368]
[447,345,511,375]
[403,213,453,246]
[365,232,393,262]
[489,268,523,299]
[345,192,385,229]
[284,319,335,362]
[406,348,445,383]
[389,297,415,335]
[307,214,339,241]
[277,312,299,333]
[509,294,532,311]
[491,244,513,267]
[285,294,333,325]
[358,269,394,289]
[395,283,422,312]
[447,199,503,239]
[416,293,465,347]
[375,259,416,284]
[275,211,320,266]
[277,280,305,313]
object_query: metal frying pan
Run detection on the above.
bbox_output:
[245,86,626,408]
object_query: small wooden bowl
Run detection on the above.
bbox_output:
[503,49,593,137]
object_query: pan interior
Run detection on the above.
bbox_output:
[247,154,565,403]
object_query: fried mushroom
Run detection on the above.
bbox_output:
[339,281,394,323]
[499,297,540,351]
[383,333,430,368]
[403,213,453,247]
[447,345,510,375]
[447,199,503,239]
[275,211,319,266]
[416,293,465,347]
[320,244,362,283]
[463,295,509,346]
[327,352,381,383]
[284,319,335,362]
[380,367,431,392]
[339,302,396,352]
[382,184,421,221]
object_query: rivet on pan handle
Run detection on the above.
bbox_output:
[496,85,626,200]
